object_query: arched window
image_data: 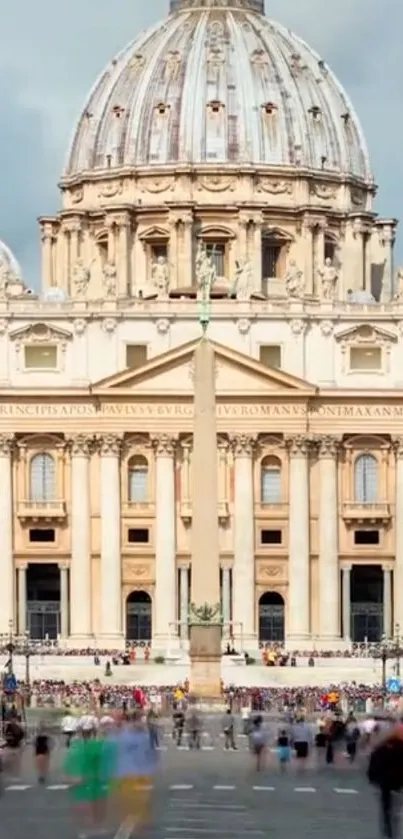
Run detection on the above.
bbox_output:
[29,453,56,502]
[354,453,378,504]
[260,456,282,504]
[128,455,148,503]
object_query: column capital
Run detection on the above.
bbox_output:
[0,434,14,455]
[217,435,230,452]
[285,435,312,457]
[67,434,94,456]
[152,434,177,457]
[342,564,352,572]
[230,434,256,457]
[316,435,341,458]
[97,434,123,456]
[393,437,403,458]
[58,562,70,571]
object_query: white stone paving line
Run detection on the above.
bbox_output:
[3,783,360,794]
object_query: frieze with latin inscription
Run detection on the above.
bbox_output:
[0,402,403,419]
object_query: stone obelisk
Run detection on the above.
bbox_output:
[188,258,222,697]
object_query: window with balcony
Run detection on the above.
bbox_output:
[128,455,148,503]
[259,345,281,369]
[354,453,378,504]
[260,456,282,504]
[29,453,56,502]
[126,344,147,369]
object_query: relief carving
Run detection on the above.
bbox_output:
[71,186,83,204]
[310,183,336,201]
[260,565,282,578]
[256,178,293,195]
[196,175,236,192]
[98,180,124,199]
[124,562,150,580]
[140,177,174,193]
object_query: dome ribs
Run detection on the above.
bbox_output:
[64,5,372,181]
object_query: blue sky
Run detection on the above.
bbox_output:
[0,0,400,284]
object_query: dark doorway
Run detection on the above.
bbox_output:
[258,591,285,642]
[350,565,383,642]
[26,564,60,640]
[126,591,152,642]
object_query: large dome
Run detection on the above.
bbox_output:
[64,0,371,182]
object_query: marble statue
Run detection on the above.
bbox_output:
[72,258,91,295]
[394,267,403,301]
[285,259,304,298]
[151,255,170,298]
[235,258,253,300]
[196,243,216,301]
[102,260,117,296]
[318,257,338,300]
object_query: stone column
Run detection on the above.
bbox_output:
[287,436,310,642]
[59,564,69,638]
[18,565,27,635]
[180,566,189,640]
[40,222,54,288]
[314,222,326,294]
[69,219,81,264]
[99,435,122,643]
[181,441,191,505]
[0,436,14,633]
[232,435,256,645]
[394,440,403,628]
[180,214,193,288]
[383,566,392,638]
[168,212,179,289]
[237,215,250,264]
[69,435,92,640]
[302,218,314,294]
[342,565,352,641]
[222,567,231,631]
[153,435,177,646]
[380,225,395,302]
[318,436,340,642]
[117,213,131,297]
[106,217,116,262]
[252,213,263,293]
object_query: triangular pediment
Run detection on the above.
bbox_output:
[335,324,398,343]
[9,322,72,342]
[92,339,317,396]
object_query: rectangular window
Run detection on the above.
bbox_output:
[350,346,382,372]
[29,529,55,543]
[128,528,149,544]
[126,344,147,369]
[24,345,57,370]
[261,529,282,545]
[150,242,168,261]
[354,530,380,545]
[262,242,282,278]
[259,345,281,368]
[205,243,225,277]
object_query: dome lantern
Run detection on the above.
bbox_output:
[170,0,264,12]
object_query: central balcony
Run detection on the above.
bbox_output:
[341,502,391,525]
[17,500,66,523]
[121,501,155,519]
[254,502,289,519]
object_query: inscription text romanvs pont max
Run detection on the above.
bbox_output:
[1,402,403,418]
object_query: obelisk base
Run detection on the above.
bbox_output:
[189,624,222,699]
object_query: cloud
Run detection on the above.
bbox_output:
[0,0,400,282]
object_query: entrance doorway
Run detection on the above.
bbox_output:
[126,591,152,642]
[27,564,61,640]
[258,592,285,642]
[350,565,383,642]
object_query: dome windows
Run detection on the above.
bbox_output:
[309,105,322,122]
[262,102,278,116]
[207,100,224,115]
[155,102,170,116]
[112,106,125,118]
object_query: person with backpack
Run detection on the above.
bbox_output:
[368,723,403,838]
[249,715,267,772]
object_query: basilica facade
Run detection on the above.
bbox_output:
[0,0,402,650]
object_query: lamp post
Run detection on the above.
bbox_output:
[23,631,31,708]
[6,619,15,678]
[395,623,401,678]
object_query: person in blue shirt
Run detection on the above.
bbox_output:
[110,709,159,839]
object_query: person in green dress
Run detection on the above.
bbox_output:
[64,715,116,839]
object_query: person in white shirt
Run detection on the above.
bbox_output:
[61,713,77,748]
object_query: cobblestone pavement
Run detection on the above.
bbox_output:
[0,728,384,839]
